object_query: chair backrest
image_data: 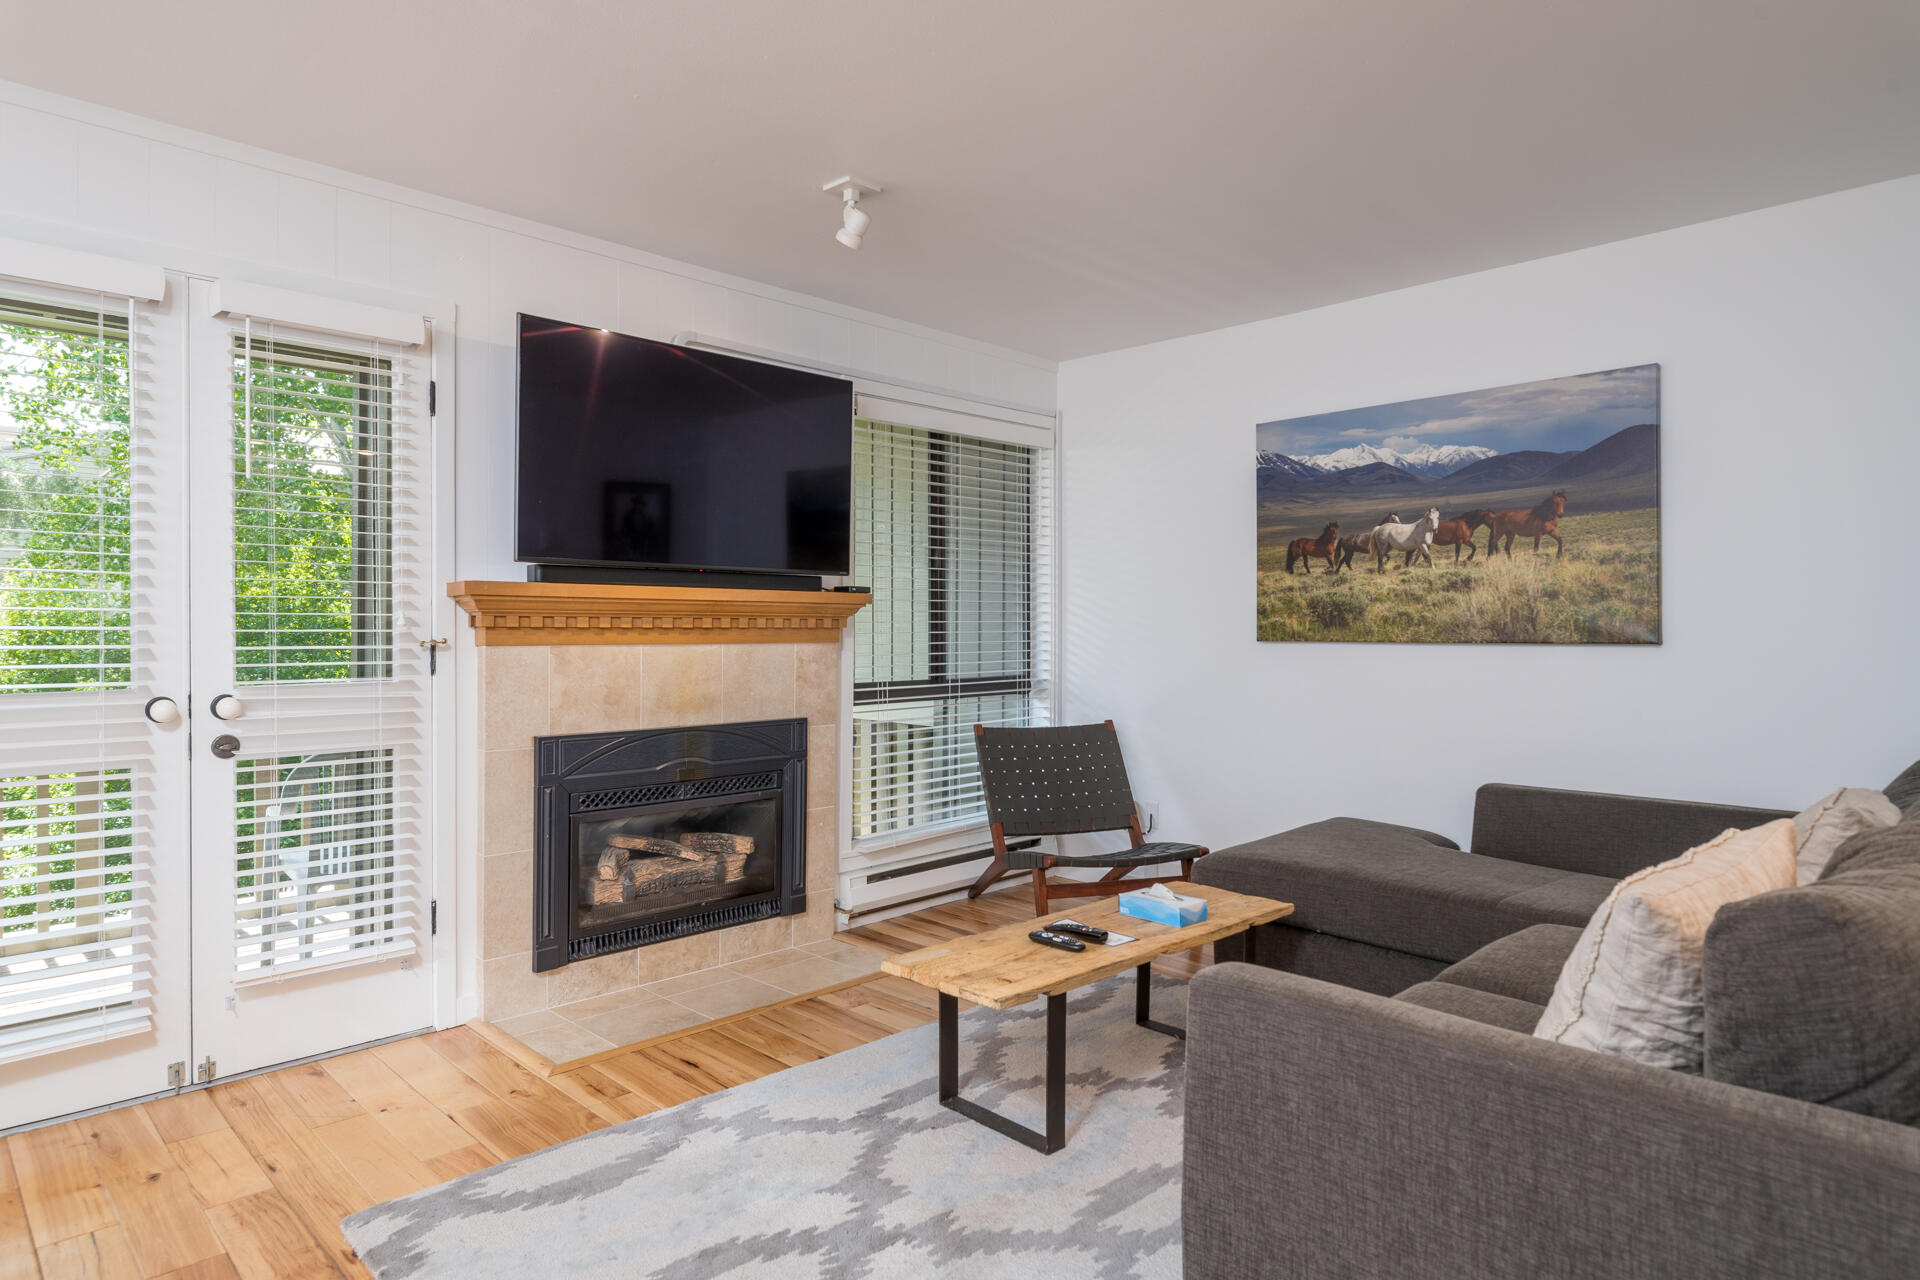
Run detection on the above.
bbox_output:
[974,722,1139,837]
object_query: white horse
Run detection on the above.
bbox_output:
[1372,507,1442,570]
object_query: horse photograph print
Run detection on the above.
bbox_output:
[1255,364,1661,644]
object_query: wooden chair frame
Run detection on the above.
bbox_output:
[964,721,1209,916]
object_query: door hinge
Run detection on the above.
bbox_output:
[196,1056,216,1084]
[428,379,437,416]
[430,898,438,936]
[167,1060,185,1088]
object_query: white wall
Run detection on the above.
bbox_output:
[0,80,1058,581]
[1057,176,1920,853]
[0,79,1055,1023]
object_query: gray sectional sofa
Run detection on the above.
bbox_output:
[1196,785,1793,993]
[1184,765,1920,1279]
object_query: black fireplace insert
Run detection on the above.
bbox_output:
[532,719,807,971]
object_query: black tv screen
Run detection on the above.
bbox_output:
[515,316,853,575]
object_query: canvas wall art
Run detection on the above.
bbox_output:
[1255,364,1660,644]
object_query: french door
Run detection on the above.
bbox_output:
[184,282,436,1081]
[0,281,192,1125]
[0,272,438,1128]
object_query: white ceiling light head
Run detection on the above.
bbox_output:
[822,176,882,250]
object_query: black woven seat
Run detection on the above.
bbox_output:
[969,720,1211,914]
[1007,841,1207,870]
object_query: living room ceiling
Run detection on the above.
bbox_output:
[3,1,1915,361]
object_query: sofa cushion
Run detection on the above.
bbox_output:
[1498,874,1617,928]
[1198,818,1611,963]
[1792,787,1903,883]
[1471,783,1795,880]
[1434,924,1585,1005]
[1536,820,1798,1071]
[1703,822,1920,1125]
[1393,981,1544,1034]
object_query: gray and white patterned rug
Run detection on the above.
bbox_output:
[342,974,1187,1279]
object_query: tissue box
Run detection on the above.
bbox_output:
[1117,887,1208,928]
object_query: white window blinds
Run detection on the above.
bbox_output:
[226,322,430,980]
[850,418,1051,842]
[0,290,157,1062]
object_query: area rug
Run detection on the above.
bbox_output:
[342,974,1187,1279]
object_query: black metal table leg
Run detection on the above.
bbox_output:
[1134,963,1187,1040]
[938,990,1068,1154]
[1244,923,1259,966]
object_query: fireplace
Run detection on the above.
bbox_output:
[532,719,807,971]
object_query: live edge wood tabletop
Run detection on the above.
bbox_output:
[882,882,1294,1010]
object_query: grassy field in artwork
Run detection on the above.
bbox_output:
[1255,507,1661,644]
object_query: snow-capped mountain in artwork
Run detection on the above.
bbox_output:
[1291,442,1498,477]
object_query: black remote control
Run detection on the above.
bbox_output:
[1029,929,1086,952]
[1049,921,1109,943]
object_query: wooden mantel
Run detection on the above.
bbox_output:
[446,581,871,645]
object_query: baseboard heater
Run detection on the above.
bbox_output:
[838,837,1041,923]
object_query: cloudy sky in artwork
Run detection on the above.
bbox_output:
[1256,364,1659,458]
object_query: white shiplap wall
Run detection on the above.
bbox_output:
[0,77,1057,1025]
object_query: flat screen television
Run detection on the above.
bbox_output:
[515,315,854,577]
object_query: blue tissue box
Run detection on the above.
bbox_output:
[1117,887,1208,928]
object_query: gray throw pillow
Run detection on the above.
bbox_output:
[1885,758,1920,811]
[1702,823,1920,1125]
[1791,787,1903,883]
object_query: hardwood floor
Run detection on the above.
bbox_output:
[0,886,1211,1279]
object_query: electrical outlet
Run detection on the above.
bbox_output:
[1138,800,1160,835]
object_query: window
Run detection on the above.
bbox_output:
[0,297,132,695]
[0,292,149,1060]
[231,334,394,684]
[224,324,425,978]
[850,418,1051,841]
[233,749,402,975]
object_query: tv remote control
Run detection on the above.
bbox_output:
[1049,921,1109,943]
[1029,929,1086,952]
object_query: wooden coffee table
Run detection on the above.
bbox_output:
[882,881,1293,1153]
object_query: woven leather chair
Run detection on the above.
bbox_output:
[967,720,1209,915]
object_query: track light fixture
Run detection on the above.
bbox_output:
[822,176,882,251]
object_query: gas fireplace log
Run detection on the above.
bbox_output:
[596,846,625,881]
[682,832,755,856]
[607,834,701,859]
[589,876,626,905]
[621,849,735,899]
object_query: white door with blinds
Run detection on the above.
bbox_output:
[185,282,435,1078]
[850,414,1052,846]
[0,278,192,1127]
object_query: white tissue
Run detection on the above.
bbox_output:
[1137,883,1183,903]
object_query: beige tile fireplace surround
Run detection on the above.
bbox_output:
[453,582,871,1061]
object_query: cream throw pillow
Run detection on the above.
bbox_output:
[1792,787,1902,884]
[1534,819,1797,1070]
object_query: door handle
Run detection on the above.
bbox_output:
[210,734,241,760]
[144,696,181,725]
[209,694,245,721]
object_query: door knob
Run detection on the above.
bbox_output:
[210,694,245,721]
[210,734,241,760]
[144,696,180,725]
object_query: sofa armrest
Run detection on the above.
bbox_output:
[1470,783,1793,879]
[1183,964,1920,1280]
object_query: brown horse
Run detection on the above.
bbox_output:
[1426,508,1497,563]
[1286,521,1340,574]
[1337,513,1399,570]
[1489,490,1567,558]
